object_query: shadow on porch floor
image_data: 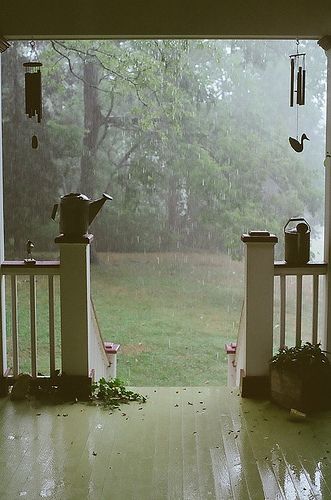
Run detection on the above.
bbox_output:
[1,386,331,499]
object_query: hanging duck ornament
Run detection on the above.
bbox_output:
[23,41,42,149]
[288,41,309,153]
[289,134,309,152]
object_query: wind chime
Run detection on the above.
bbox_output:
[23,41,42,149]
[288,41,309,152]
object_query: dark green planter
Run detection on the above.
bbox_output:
[270,364,331,412]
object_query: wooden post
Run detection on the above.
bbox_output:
[319,36,331,355]
[0,55,8,395]
[241,232,278,397]
[57,235,93,398]
[318,36,331,356]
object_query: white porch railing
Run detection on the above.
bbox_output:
[0,261,60,382]
[274,262,327,348]
[0,242,119,398]
[233,232,328,397]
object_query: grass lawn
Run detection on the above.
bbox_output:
[91,252,244,386]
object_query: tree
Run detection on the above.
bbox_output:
[1,39,326,258]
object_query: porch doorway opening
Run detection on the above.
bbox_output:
[1,39,326,385]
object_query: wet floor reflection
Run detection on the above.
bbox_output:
[240,397,331,498]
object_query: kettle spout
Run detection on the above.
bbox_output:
[89,193,113,225]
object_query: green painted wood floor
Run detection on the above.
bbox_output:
[1,387,331,499]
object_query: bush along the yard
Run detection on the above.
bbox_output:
[92,377,147,410]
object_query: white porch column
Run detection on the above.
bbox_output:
[318,36,331,354]
[0,53,7,392]
[57,236,93,396]
[241,232,278,397]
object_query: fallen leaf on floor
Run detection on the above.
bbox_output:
[188,402,193,406]
[92,451,97,456]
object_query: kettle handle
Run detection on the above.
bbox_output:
[284,217,310,233]
[51,204,58,221]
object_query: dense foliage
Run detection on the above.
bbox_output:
[1,40,326,258]
[270,342,330,373]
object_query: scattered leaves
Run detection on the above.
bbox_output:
[92,378,147,410]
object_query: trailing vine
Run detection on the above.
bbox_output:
[92,377,147,409]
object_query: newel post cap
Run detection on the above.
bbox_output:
[241,230,278,244]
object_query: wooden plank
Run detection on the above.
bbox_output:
[48,276,56,376]
[296,275,303,347]
[280,275,286,348]
[11,276,18,376]
[312,274,319,344]
[30,276,37,378]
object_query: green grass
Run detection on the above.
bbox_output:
[91,252,244,386]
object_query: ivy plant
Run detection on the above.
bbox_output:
[92,377,147,410]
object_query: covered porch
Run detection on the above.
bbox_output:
[2,386,331,499]
[1,2,331,499]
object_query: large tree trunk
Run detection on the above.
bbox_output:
[79,60,103,262]
[79,61,102,197]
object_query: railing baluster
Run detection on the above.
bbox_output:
[30,275,37,378]
[296,275,303,347]
[48,275,56,377]
[11,275,19,376]
[312,274,319,344]
[280,275,286,348]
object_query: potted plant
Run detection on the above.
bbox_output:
[270,342,331,412]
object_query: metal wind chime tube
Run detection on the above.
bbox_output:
[23,41,43,149]
[288,42,308,153]
[289,52,306,107]
[23,61,43,123]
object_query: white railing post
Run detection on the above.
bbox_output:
[318,36,331,355]
[241,232,278,397]
[56,236,93,397]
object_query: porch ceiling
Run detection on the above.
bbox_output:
[1,0,331,40]
[1,386,331,498]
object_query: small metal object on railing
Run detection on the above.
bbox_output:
[24,240,36,265]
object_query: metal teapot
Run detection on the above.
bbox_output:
[284,217,310,265]
[51,192,112,240]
